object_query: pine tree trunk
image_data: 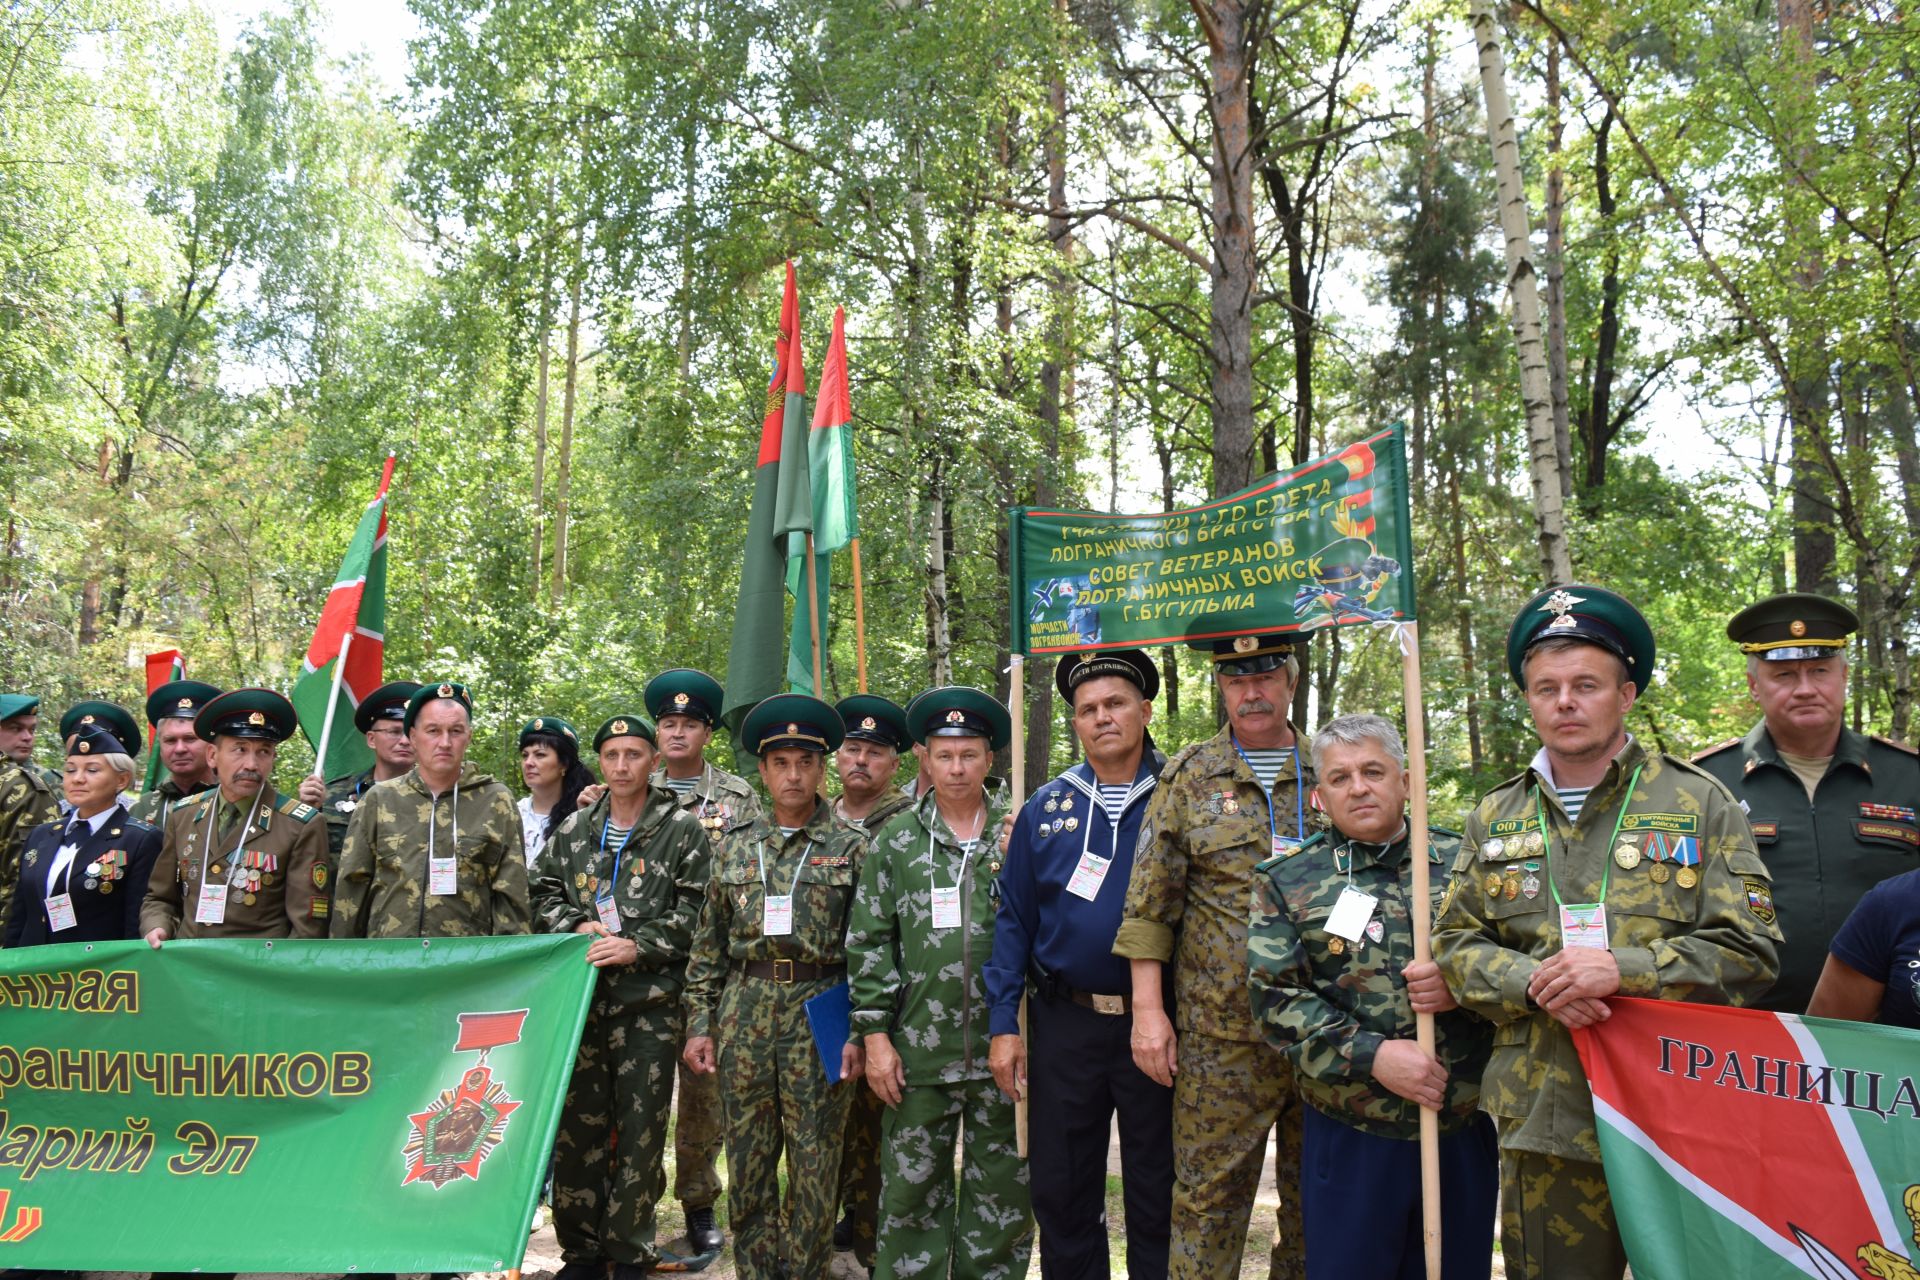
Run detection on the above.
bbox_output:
[1192,0,1258,497]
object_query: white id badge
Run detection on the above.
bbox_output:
[1324,886,1378,942]
[763,894,795,936]
[1559,902,1610,949]
[45,893,77,932]
[1272,836,1303,859]
[195,881,229,925]
[595,896,623,934]
[931,886,962,930]
[429,856,458,896]
[1065,851,1111,902]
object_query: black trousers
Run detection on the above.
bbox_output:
[1027,987,1175,1279]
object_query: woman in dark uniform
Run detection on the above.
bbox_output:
[3,704,161,947]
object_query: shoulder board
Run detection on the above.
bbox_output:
[1159,739,1216,778]
[274,794,319,823]
[1871,734,1919,757]
[183,789,218,807]
[1690,737,1743,763]
[124,816,161,837]
[1254,829,1325,875]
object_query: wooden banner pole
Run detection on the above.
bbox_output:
[805,533,825,696]
[1402,622,1442,1280]
[851,536,869,693]
[1009,652,1029,1158]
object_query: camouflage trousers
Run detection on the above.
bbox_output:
[1496,1138,1627,1280]
[875,1076,1033,1280]
[715,972,857,1280]
[1169,1030,1304,1280]
[673,1057,725,1209]
[840,1074,885,1266]
[551,998,682,1266]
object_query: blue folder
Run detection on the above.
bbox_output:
[804,981,853,1083]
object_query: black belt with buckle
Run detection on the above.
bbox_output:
[741,958,846,984]
[1050,981,1128,1016]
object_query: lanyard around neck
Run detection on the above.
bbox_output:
[1535,763,1642,908]
[200,792,265,885]
[758,834,814,898]
[599,813,640,900]
[427,783,462,863]
[1232,736,1305,844]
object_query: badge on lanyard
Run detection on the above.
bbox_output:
[430,857,458,896]
[595,894,623,934]
[1559,902,1610,949]
[1324,886,1377,943]
[45,893,77,932]
[931,885,963,930]
[764,894,795,936]
[195,881,229,925]
[1065,851,1111,902]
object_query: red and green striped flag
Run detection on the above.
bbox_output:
[1575,997,1920,1279]
[722,262,808,739]
[140,650,183,791]
[783,305,858,696]
[290,453,394,781]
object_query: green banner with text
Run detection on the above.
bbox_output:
[0,935,594,1272]
[1010,425,1416,654]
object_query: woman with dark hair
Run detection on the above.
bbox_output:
[519,716,595,866]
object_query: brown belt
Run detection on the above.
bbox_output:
[740,958,845,984]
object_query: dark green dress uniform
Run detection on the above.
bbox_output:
[137,689,330,940]
[127,680,220,829]
[1432,585,1782,1280]
[1693,593,1920,1014]
[531,714,712,1278]
[0,757,59,934]
[317,681,420,861]
[683,696,865,1280]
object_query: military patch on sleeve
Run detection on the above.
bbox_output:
[1742,878,1776,925]
[1485,818,1529,837]
[310,897,330,920]
[313,865,329,890]
[1619,813,1700,835]
[1438,875,1459,919]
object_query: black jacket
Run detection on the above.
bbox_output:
[3,804,161,947]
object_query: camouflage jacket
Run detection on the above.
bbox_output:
[139,784,329,939]
[126,776,216,830]
[317,768,380,861]
[847,785,1016,1086]
[833,786,914,839]
[1113,724,1324,1042]
[1249,823,1490,1140]
[683,798,867,1039]
[531,785,712,1013]
[655,762,763,845]
[0,760,59,929]
[1431,737,1781,1160]
[330,764,531,939]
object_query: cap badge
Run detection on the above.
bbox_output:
[437,683,454,698]
[1541,589,1586,618]
[247,711,266,726]
[177,697,193,709]
[534,718,544,729]
[1080,650,1097,662]
[78,741,92,754]
[1790,619,1807,637]
[611,719,628,734]
[787,723,799,734]
[861,716,876,730]
[945,709,966,723]
[81,715,96,725]
[674,692,690,708]
[1233,636,1258,653]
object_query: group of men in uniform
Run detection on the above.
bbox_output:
[1,578,1914,1280]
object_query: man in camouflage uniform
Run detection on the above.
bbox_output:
[0,691,60,788]
[1113,626,1318,1280]
[683,695,867,1280]
[1433,584,1781,1280]
[331,681,530,939]
[127,680,220,829]
[1249,714,1497,1280]
[848,686,1031,1280]
[140,688,330,942]
[295,680,420,862]
[0,694,59,934]
[829,692,915,1266]
[532,713,712,1280]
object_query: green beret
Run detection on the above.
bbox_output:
[61,701,141,755]
[645,669,725,727]
[0,693,41,723]
[354,681,421,733]
[193,688,297,744]
[1055,648,1160,702]
[593,715,656,750]
[835,695,911,751]
[519,716,580,749]
[742,694,844,755]
[906,686,1011,751]
[1726,592,1857,662]
[147,679,222,725]
[1506,584,1655,688]
[405,681,473,732]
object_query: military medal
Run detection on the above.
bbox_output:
[1327,936,1345,955]
[242,892,256,906]
[1365,919,1384,944]
[1676,866,1699,889]
[84,877,98,890]
[1614,840,1641,870]
[1521,861,1541,899]
[1061,796,1074,812]
[575,873,587,889]
[1222,795,1240,815]
[1484,837,1505,859]
[1045,796,1058,813]
[1504,870,1521,901]
[1484,872,1504,897]
[1649,862,1670,884]
[85,861,101,877]
[98,881,111,895]
[1065,816,1079,832]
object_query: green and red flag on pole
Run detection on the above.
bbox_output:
[783,305,859,696]
[140,650,183,791]
[722,262,808,739]
[1575,997,1920,1280]
[291,453,394,781]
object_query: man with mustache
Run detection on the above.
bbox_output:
[1432,585,1780,1280]
[128,680,221,828]
[140,688,330,942]
[1113,624,1321,1280]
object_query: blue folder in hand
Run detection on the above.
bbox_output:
[805,981,853,1083]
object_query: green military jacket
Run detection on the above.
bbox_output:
[683,797,867,1039]
[1432,737,1781,1161]
[1113,724,1322,1042]
[0,760,59,930]
[139,784,329,939]
[330,763,531,939]
[127,776,216,830]
[531,785,712,1014]
[655,762,763,844]
[318,768,380,861]
[847,785,1016,1086]
[1249,823,1490,1140]
[833,785,914,838]
[1694,723,1920,1014]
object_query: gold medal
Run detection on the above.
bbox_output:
[99,881,112,896]
[1676,866,1699,889]
[575,873,587,889]
[1504,872,1521,901]
[1648,862,1670,884]
[242,892,256,906]
[1327,937,1345,955]
[1484,872,1504,898]
[1614,841,1641,870]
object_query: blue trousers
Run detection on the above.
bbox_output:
[1299,1104,1497,1280]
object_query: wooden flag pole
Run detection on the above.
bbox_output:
[805,532,825,695]
[1008,652,1029,1158]
[1401,621,1442,1280]
[851,537,870,693]
[311,630,353,782]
